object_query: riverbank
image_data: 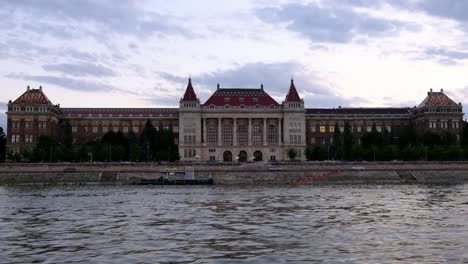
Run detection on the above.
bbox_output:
[1,162,468,185]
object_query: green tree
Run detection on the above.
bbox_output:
[462,122,468,147]
[287,148,298,160]
[422,131,442,147]
[34,135,59,162]
[331,126,343,160]
[361,124,383,149]
[0,127,6,162]
[141,120,156,161]
[343,123,354,160]
[101,131,129,161]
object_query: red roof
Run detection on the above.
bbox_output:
[285,79,301,102]
[418,90,458,108]
[61,108,178,117]
[203,87,280,107]
[13,87,52,104]
[181,78,198,101]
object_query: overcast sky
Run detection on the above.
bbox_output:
[1,0,468,129]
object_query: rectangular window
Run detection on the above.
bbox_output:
[311,137,316,144]
[310,125,316,133]
[329,126,335,133]
[339,126,344,133]
[357,126,362,132]
[367,126,372,132]
[376,126,382,133]
[102,126,108,133]
[72,126,78,133]
[320,126,326,133]
[252,97,259,103]
[224,97,230,103]
[173,126,179,133]
[123,126,129,133]
[25,135,33,143]
[386,126,391,132]
[270,155,276,161]
[238,97,244,103]
[92,126,98,133]
[113,126,119,132]
[133,126,139,133]
[12,135,20,143]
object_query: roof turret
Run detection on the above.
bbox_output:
[181,77,198,101]
[285,78,301,102]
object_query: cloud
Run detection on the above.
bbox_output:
[42,62,117,77]
[256,2,415,43]
[5,73,118,93]
[418,1,468,23]
[1,0,191,41]
[159,62,369,107]
[412,47,468,65]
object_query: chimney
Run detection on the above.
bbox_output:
[440,88,444,93]
[39,85,42,91]
[261,83,264,90]
[338,106,341,109]
[217,83,220,90]
[27,85,30,91]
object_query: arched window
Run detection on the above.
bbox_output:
[222,124,233,145]
[252,124,262,145]
[207,123,217,144]
[267,125,277,144]
[237,124,248,145]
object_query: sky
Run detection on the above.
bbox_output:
[1,0,468,130]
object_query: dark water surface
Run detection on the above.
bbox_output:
[0,184,467,263]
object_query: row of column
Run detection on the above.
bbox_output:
[202,118,282,147]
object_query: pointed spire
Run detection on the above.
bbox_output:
[182,77,197,101]
[285,78,301,102]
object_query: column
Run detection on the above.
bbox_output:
[217,118,222,146]
[278,118,282,144]
[233,118,237,147]
[263,118,267,146]
[203,118,207,146]
[248,118,252,146]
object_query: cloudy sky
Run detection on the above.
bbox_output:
[1,0,468,129]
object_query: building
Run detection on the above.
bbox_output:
[5,80,464,161]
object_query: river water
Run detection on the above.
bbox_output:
[0,184,467,263]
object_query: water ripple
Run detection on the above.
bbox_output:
[0,184,467,263]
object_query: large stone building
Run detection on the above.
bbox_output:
[5,80,465,161]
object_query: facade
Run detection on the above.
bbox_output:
[5,80,465,161]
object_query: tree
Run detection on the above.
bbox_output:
[34,135,59,162]
[462,122,468,147]
[422,131,442,147]
[343,123,354,160]
[141,120,156,161]
[331,126,343,160]
[0,127,6,162]
[101,131,129,161]
[287,148,298,160]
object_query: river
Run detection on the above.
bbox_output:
[0,184,467,263]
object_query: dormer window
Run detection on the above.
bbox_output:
[224,97,231,103]
[209,105,215,109]
[225,105,230,109]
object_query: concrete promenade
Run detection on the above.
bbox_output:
[0,162,468,185]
